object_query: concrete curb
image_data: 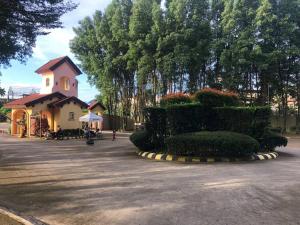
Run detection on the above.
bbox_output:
[0,206,48,225]
[136,151,278,163]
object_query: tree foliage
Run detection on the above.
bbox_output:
[71,0,300,131]
[0,0,77,66]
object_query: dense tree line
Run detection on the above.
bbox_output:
[70,0,300,131]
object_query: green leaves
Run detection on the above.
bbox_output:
[71,0,300,129]
[0,0,77,66]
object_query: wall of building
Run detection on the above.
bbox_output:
[28,97,64,131]
[40,72,54,94]
[52,62,78,97]
[57,102,84,130]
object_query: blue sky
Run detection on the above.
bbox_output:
[0,0,112,101]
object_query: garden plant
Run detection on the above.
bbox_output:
[130,88,288,158]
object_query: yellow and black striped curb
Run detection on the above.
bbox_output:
[136,151,278,163]
[0,206,48,225]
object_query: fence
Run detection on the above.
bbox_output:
[271,115,298,132]
[102,115,135,131]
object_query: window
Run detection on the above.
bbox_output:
[60,77,70,91]
[46,78,50,87]
[69,112,75,121]
[65,79,70,90]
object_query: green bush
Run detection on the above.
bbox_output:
[61,129,84,138]
[130,130,155,151]
[165,131,260,157]
[160,93,192,107]
[194,88,239,107]
[0,107,10,122]
[144,107,167,149]
[166,103,215,135]
[260,131,288,151]
[214,106,271,139]
[269,127,282,133]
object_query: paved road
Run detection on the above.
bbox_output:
[0,135,299,225]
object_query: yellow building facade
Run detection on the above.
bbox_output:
[5,56,89,137]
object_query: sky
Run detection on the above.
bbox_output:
[0,0,112,101]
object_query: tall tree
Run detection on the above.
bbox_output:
[70,0,300,129]
[209,0,225,86]
[159,0,211,93]
[128,0,160,120]
[221,0,259,100]
[255,0,300,131]
[71,0,134,128]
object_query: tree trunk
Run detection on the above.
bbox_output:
[296,73,300,134]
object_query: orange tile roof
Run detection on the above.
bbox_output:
[4,92,66,108]
[4,94,47,108]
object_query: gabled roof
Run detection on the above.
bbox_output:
[88,100,106,111]
[48,96,88,109]
[35,56,82,75]
[4,92,66,108]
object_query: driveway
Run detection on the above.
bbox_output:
[0,134,299,225]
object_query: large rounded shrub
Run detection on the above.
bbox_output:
[160,93,192,107]
[194,88,239,107]
[260,131,287,151]
[165,131,260,157]
[130,130,155,151]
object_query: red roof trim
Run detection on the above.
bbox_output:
[35,56,82,75]
[25,92,66,107]
[48,96,88,108]
[88,101,106,111]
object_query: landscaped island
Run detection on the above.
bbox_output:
[130,88,287,160]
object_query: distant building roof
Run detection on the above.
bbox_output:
[35,56,82,75]
[88,100,106,111]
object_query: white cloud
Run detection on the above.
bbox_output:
[33,28,75,61]
[32,0,112,62]
[33,45,48,61]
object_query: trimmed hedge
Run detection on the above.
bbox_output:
[260,131,288,151]
[194,88,239,107]
[130,130,155,151]
[214,106,271,139]
[131,98,286,154]
[166,105,271,138]
[166,103,203,135]
[160,93,192,107]
[166,103,217,135]
[144,107,167,150]
[165,131,260,157]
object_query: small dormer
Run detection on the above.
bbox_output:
[35,56,82,97]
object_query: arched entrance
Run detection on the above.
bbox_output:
[11,109,29,137]
[30,111,51,136]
